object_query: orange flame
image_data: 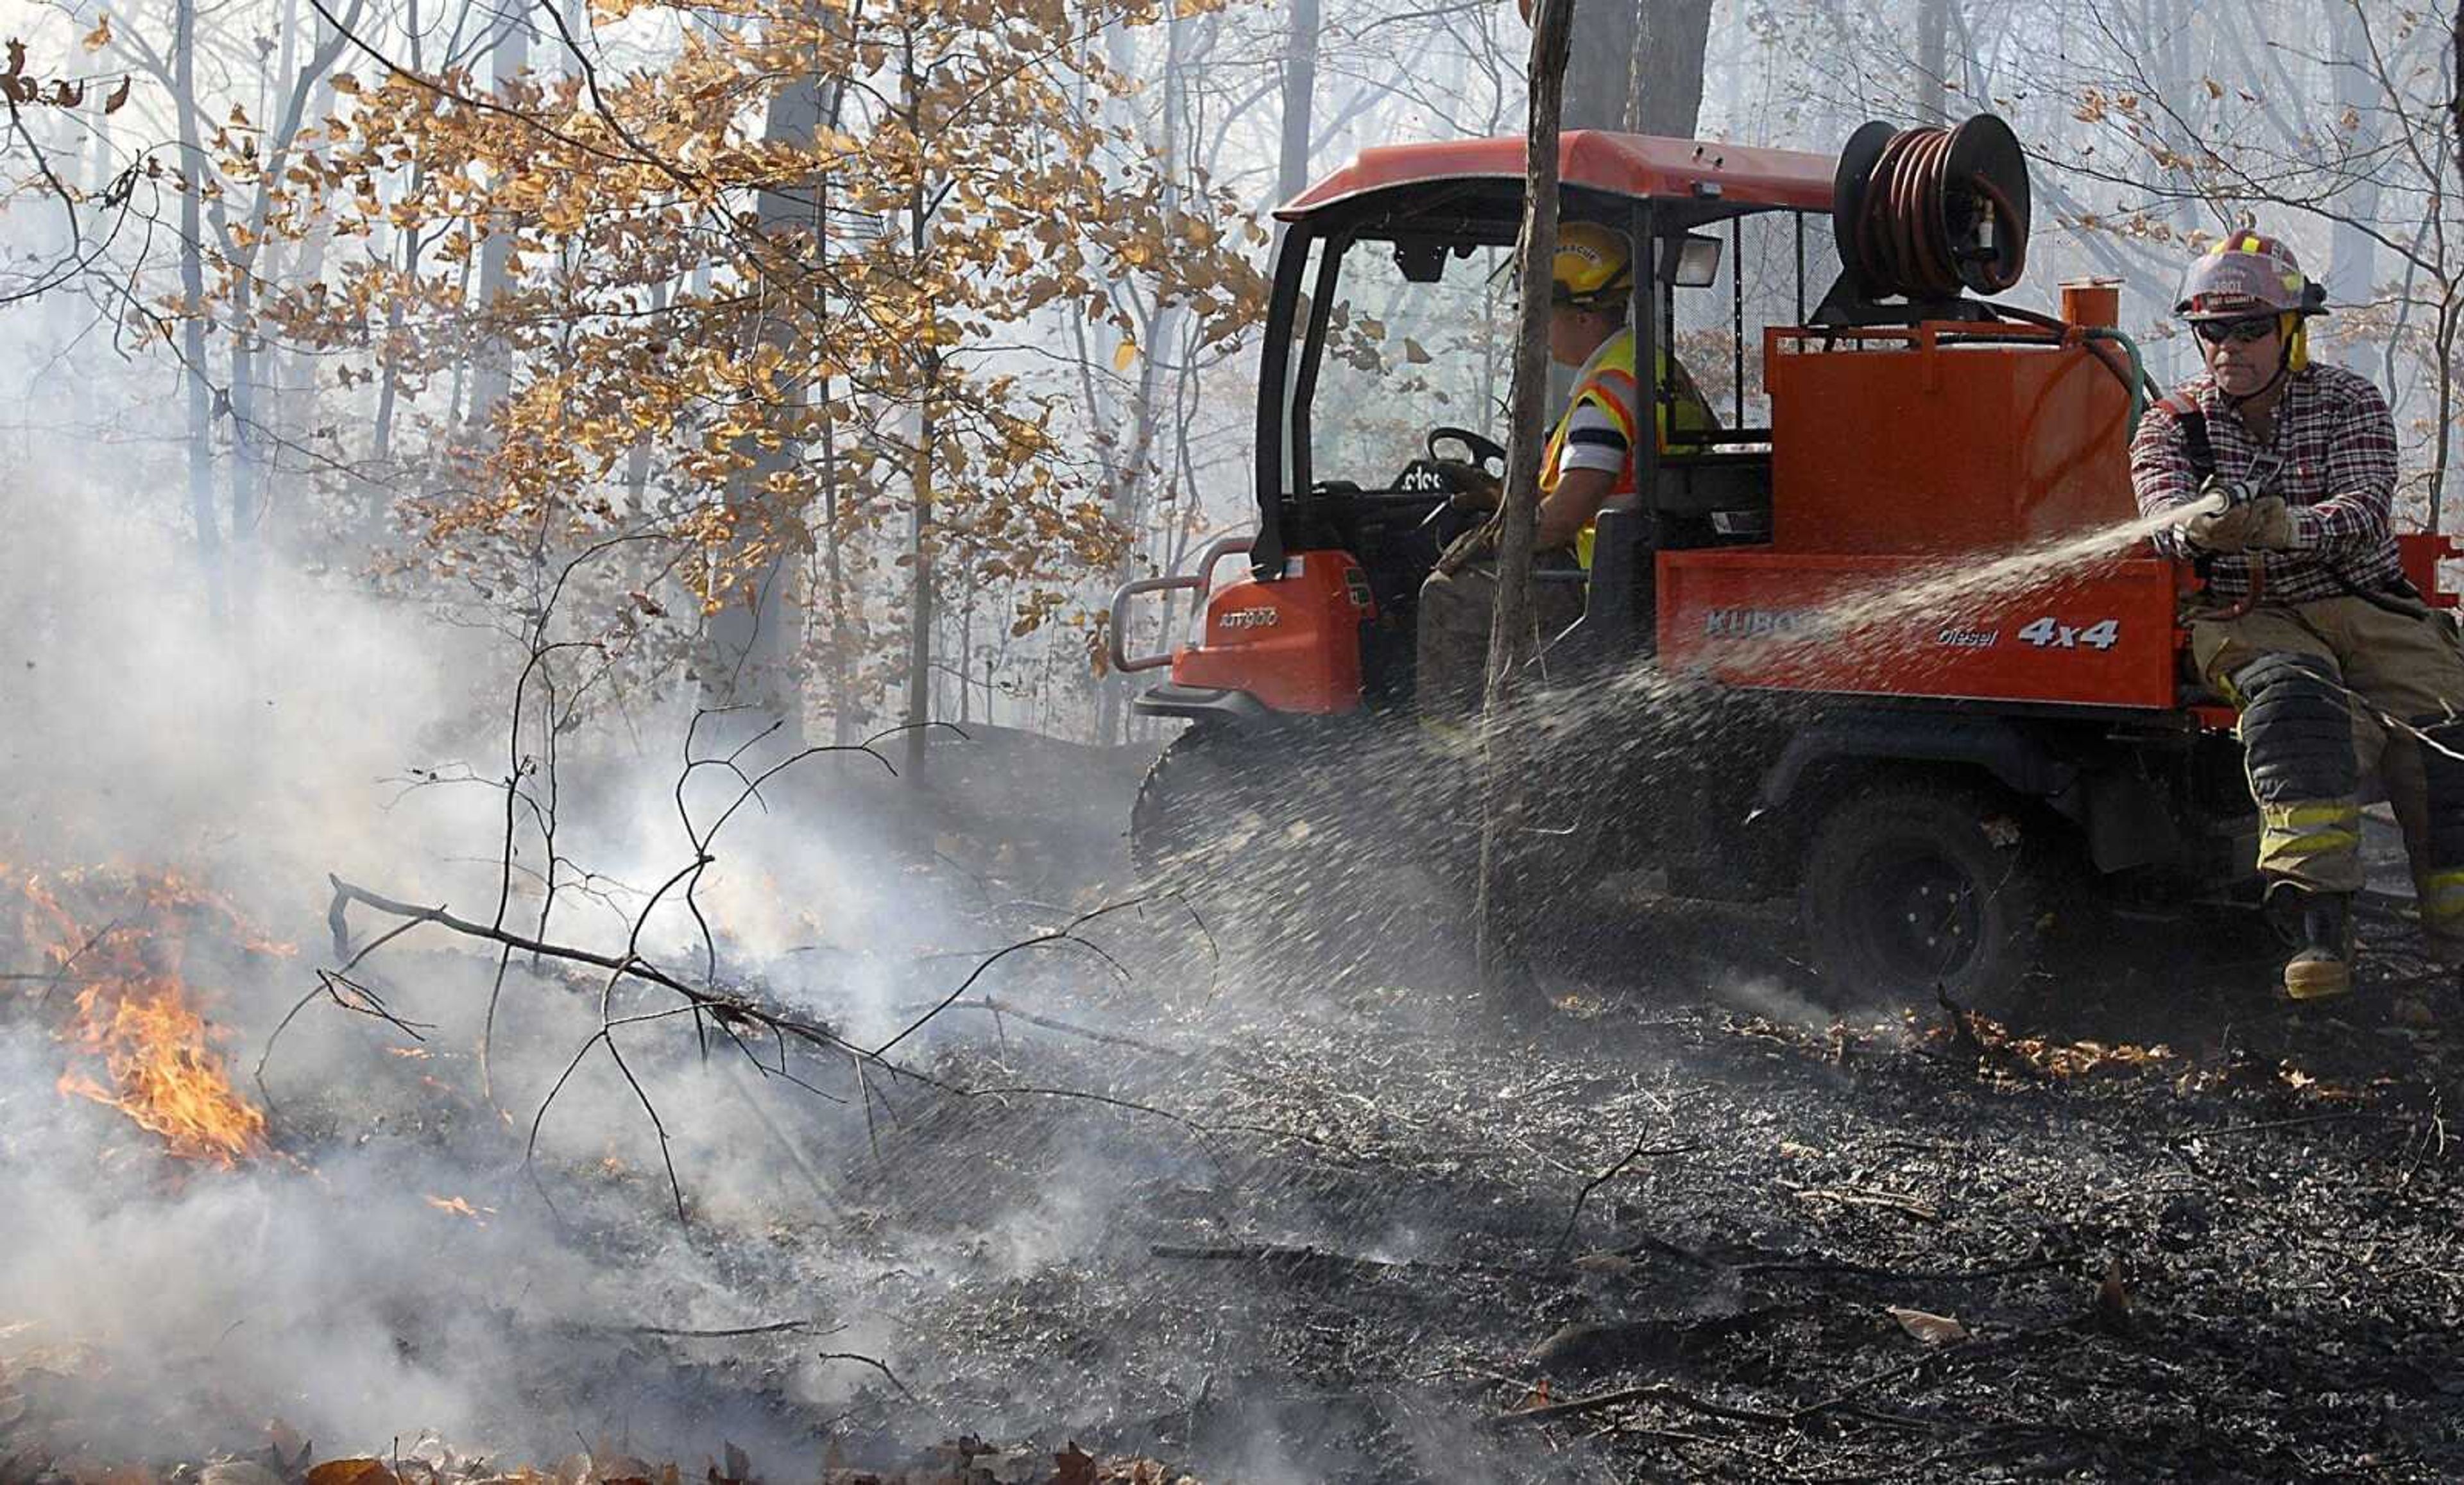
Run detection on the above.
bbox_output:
[8,862,285,1167]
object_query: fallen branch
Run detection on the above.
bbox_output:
[1151,1242,1405,1274]
[325,874,805,1032]
[2184,1110,2402,1138]
[1490,1381,1798,1430]
[617,1318,844,1339]
[1788,1185,1944,1223]
[894,995,1192,1060]
[869,893,1174,1057]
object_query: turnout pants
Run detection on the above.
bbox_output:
[1415,557,1587,732]
[2192,593,2464,959]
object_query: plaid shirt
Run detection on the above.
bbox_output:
[2129,362,2405,603]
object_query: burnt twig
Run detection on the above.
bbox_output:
[817,1350,916,1400]
[640,1320,839,1339]
[1553,1135,1697,1258]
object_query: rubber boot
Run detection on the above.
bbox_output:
[2282,890,2356,1002]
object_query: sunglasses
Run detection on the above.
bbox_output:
[2194,317,2279,346]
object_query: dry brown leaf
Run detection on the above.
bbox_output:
[306,1461,395,1485]
[1886,1305,1969,1345]
[1051,1444,1095,1485]
[2096,1257,2134,1331]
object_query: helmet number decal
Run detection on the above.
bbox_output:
[2017,615,2120,651]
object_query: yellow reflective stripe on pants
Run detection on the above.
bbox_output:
[2258,800,2361,873]
[2421,868,2464,924]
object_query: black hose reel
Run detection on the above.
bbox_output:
[1814,114,2033,325]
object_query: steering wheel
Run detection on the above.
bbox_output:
[1427,426,1509,476]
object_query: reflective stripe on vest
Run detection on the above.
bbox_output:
[1541,332,1642,499]
[1549,330,1715,569]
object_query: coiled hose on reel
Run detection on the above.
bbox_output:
[1833,115,2032,303]
[1827,112,2160,434]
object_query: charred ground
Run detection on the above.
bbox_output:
[10,735,2464,1485]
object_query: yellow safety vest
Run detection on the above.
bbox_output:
[1544,330,1715,569]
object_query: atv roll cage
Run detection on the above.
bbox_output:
[1247,192,1830,691]
[1249,134,1840,599]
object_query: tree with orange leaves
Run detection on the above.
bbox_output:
[210,0,1266,742]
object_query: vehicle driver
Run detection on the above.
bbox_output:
[1415,221,1713,742]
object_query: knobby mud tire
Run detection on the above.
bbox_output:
[1131,721,1460,993]
[1797,777,2069,1022]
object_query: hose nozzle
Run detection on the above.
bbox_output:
[2170,488,2232,525]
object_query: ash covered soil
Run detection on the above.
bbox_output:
[14,730,2464,1484]
[703,740,2464,1484]
[853,895,2464,1484]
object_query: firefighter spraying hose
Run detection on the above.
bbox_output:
[2133,232,2464,1002]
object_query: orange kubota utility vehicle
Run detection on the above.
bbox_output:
[1108,116,2458,1011]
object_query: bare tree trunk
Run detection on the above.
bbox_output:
[368,0,423,492]
[622,279,667,509]
[1475,0,1575,997]
[2323,0,2383,385]
[1276,0,1320,203]
[1562,0,1711,133]
[228,271,261,615]
[905,380,936,777]
[699,54,826,743]
[465,13,528,436]
[901,22,937,780]
[819,388,858,745]
[174,0,223,619]
[369,227,418,472]
[2452,0,2464,526]
[1094,11,1190,748]
[1623,0,1716,135]
[1915,0,1950,124]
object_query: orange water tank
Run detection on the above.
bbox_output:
[1766,323,2134,556]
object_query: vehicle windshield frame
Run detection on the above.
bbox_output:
[1253,186,1816,578]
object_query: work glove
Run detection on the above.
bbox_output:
[1435,459,1502,512]
[2180,497,2257,554]
[2184,493,2292,554]
[2244,494,2297,551]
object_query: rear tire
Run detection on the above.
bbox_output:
[1131,721,1455,991]
[1797,778,2064,1020]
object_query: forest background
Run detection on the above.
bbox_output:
[0,0,2457,762]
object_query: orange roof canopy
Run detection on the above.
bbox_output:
[1276,130,1838,221]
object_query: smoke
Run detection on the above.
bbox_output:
[0,431,1329,1476]
[0,468,934,1460]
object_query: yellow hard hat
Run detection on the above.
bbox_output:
[1552,222,1632,309]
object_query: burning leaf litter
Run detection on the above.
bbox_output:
[5,860,284,1167]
